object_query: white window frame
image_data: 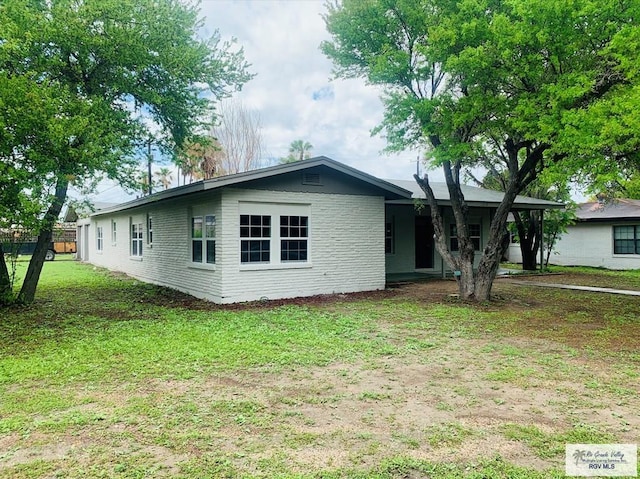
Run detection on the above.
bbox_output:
[111,220,117,246]
[130,220,143,258]
[96,226,104,252]
[147,214,153,246]
[280,215,309,262]
[240,214,271,264]
[238,202,311,271]
[190,213,216,268]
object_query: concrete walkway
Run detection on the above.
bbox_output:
[506,280,640,296]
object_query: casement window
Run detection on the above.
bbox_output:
[131,221,143,257]
[280,215,308,262]
[385,217,395,254]
[96,226,104,252]
[613,225,640,254]
[240,214,271,263]
[111,220,117,245]
[450,223,481,251]
[192,214,216,264]
[147,214,153,245]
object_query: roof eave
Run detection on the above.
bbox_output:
[91,156,412,216]
[386,199,565,209]
[201,156,412,199]
[91,182,206,217]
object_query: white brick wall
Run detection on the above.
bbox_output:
[549,222,640,270]
[88,192,224,302]
[85,188,386,303]
[218,188,386,303]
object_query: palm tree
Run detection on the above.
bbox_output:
[282,139,313,163]
[290,139,313,161]
[179,140,219,181]
[136,171,151,196]
[178,143,204,183]
[154,167,174,190]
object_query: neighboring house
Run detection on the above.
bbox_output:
[78,157,563,303]
[541,199,640,270]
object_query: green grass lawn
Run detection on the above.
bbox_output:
[1,259,638,478]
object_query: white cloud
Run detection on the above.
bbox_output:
[88,0,435,204]
[199,0,422,177]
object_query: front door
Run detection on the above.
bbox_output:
[415,216,434,269]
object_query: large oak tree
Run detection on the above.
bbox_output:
[0,0,252,304]
[322,0,640,300]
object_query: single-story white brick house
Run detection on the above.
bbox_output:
[77,157,563,303]
[533,199,640,270]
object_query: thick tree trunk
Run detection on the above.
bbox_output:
[415,162,477,300]
[474,221,511,301]
[0,243,12,304]
[414,174,458,266]
[521,247,538,270]
[457,255,476,299]
[514,211,541,270]
[474,179,522,301]
[17,178,69,304]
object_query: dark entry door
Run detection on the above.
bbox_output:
[415,216,434,269]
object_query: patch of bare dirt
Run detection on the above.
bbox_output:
[3,277,638,476]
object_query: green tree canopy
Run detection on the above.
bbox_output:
[323,0,640,300]
[0,0,253,304]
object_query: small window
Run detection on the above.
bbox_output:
[240,215,270,263]
[96,226,104,252]
[131,221,143,257]
[192,215,216,264]
[614,225,640,254]
[280,215,308,262]
[385,218,395,254]
[450,223,481,251]
[147,214,153,245]
[111,220,117,245]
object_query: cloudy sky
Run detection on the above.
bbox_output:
[86,0,427,204]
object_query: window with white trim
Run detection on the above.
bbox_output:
[192,214,216,264]
[239,203,310,267]
[111,220,117,245]
[240,215,271,263]
[280,215,308,262]
[147,214,153,245]
[96,226,104,252]
[131,220,143,257]
[450,223,481,251]
[613,225,640,254]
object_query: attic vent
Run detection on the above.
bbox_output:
[302,172,322,185]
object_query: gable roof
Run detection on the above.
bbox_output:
[92,156,413,216]
[386,179,565,210]
[575,199,640,222]
[63,202,118,222]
